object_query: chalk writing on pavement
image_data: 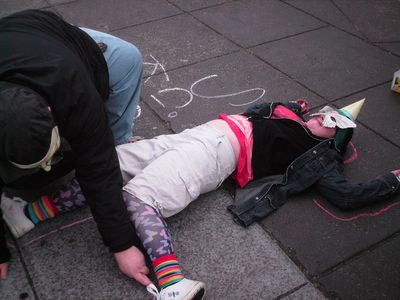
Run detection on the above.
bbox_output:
[139,54,266,119]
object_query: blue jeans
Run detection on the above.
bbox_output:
[81,28,143,145]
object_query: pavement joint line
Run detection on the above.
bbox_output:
[166,0,239,14]
[318,230,400,279]
[244,24,329,48]
[188,12,245,50]
[141,48,242,79]
[282,0,400,58]
[249,51,329,102]
[22,216,94,247]
[139,100,175,134]
[13,237,40,300]
[329,80,393,103]
[274,282,309,300]
[257,224,314,284]
[281,0,368,41]
[329,0,369,41]
[356,122,400,150]
[110,12,185,34]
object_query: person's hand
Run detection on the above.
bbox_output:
[294,99,310,114]
[391,169,400,176]
[0,262,8,280]
[113,246,151,286]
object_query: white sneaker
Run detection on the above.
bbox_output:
[147,279,206,300]
[1,194,35,238]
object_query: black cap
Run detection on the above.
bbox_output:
[0,82,55,183]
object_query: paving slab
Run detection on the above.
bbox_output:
[169,0,232,12]
[377,42,400,57]
[334,0,400,43]
[16,207,151,300]
[0,239,34,300]
[251,27,400,101]
[53,0,181,32]
[133,100,172,138]
[0,0,49,17]
[140,50,327,132]
[9,188,312,299]
[334,83,400,147]
[192,0,324,48]
[319,234,400,299]
[283,0,361,37]
[166,189,311,299]
[113,14,239,74]
[259,124,400,275]
[283,283,326,300]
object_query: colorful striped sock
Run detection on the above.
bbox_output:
[153,254,184,289]
[26,196,58,224]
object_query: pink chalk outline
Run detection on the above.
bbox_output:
[314,142,400,221]
[23,216,93,247]
[343,142,358,165]
[313,199,400,222]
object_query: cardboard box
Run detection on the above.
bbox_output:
[391,69,400,93]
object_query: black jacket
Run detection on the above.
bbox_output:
[0,10,139,263]
[228,102,400,226]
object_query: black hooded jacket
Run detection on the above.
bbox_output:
[0,10,139,263]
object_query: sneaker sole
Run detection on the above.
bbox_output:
[187,282,206,300]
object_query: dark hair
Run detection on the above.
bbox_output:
[334,128,354,155]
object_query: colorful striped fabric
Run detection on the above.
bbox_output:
[153,254,184,289]
[26,196,58,224]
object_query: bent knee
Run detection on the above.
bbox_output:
[118,42,143,72]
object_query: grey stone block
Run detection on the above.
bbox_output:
[260,124,400,275]
[166,189,309,299]
[0,0,48,17]
[11,188,310,299]
[377,42,400,57]
[192,0,324,48]
[169,0,231,12]
[334,0,400,43]
[133,101,172,138]
[251,27,400,100]
[283,0,361,37]
[319,234,400,299]
[0,240,34,300]
[140,50,327,133]
[283,283,327,300]
[113,14,239,73]
[17,207,149,300]
[334,83,400,146]
[54,0,181,32]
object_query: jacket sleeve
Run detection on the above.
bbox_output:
[316,168,400,210]
[64,77,140,253]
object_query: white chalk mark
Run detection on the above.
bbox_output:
[158,87,193,108]
[150,94,166,108]
[134,105,142,119]
[144,54,169,83]
[190,74,265,107]
[168,111,178,118]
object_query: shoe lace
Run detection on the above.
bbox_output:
[146,283,161,300]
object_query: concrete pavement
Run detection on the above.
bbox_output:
[1,0,400,299]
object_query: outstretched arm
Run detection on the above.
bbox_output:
[316,168,400,210]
